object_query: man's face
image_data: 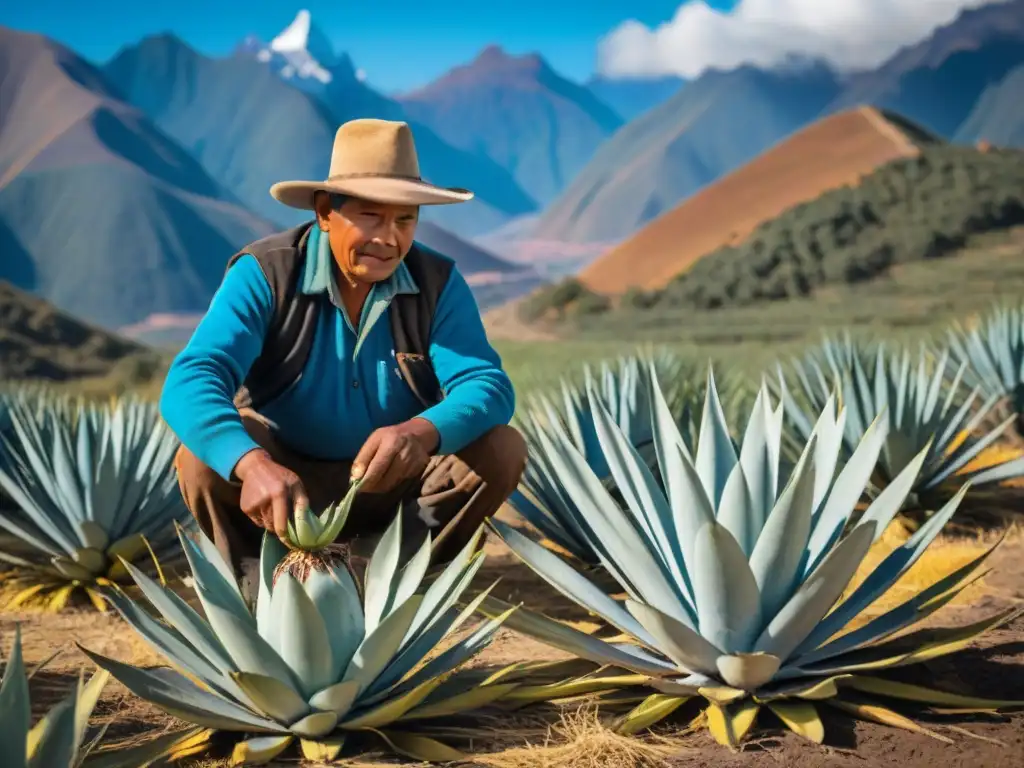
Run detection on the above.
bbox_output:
[315,193,419,285]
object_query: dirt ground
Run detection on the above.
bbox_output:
[4,501,1024,768]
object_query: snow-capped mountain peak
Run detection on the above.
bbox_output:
[271,10,334,60]
[236,10,364,92]
[266,9,337,84]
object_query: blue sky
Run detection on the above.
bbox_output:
[2,0,738,92]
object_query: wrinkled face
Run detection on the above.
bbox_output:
[314,192,419,285]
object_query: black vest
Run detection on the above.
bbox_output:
[225,222,454,411]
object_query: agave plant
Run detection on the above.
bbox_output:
[485,364,1023,745]
[1,626,110,768]
[0,392,190,611]
[510,352,711,565]
[80,481,540,765]
[946,303,1024,432]
[0,394,13,514]
[779,344,1024,502]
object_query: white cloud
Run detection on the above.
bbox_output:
[597,0,999,78]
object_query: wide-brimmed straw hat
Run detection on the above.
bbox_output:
[270,118,474,209]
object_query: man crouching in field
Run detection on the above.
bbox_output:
[159,118,525,586]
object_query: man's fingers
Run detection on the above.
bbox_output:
[259,505,274,531]
[360,440,399,491]
[351,432,382,481]
[375,453,410,494]
[271,493,290,540]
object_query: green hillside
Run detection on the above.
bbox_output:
[523,143,1024,341]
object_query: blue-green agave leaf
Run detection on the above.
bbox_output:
[793,483,969,656]
[691,522,762,653]
[121,560,237,676]
[588,386,688,606]
[791,540,998,668]
[694,369,738,509]
[303,564,365,683]
[103,589,249,706]
[256,534,288,638]
[625,599,721,675]
[737,386,780,544]
[755,524,874,662]
[493,519,658,646]
[716,463,757,557]
[478,596,676,677]
[0,626,30,768]
[231,671,310,724]
[803,412,889,576]
[363,514,403,634]
[79,648,285,733]
[533,421,692,626]
[26,686,78,768]
[343,596,422,695]
[273,573,336,698]
[179,529,252,624]
[748,436,818,620]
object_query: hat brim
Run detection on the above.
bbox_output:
[269,176,474,209]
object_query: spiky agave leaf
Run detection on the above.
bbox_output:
[0,626,110,768]
[778,342,1024,502]
[509,350,712,565]
[946,302,1024,430]
[486,363,1024,747]
[768,333,882,455]
[0,391,192,612]
[80,482,532,765]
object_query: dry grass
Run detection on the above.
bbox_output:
[471,706,693,768]
[954,437,1024,476]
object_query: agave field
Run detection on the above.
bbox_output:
[2,302,1024,767]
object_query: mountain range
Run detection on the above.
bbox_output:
[531,63,843,246]
[578,107,935,294]
[584,74,687,122]
[102,34,537,238]
[826,0,1024,138]
[0,27,277,330]
[2,1,1024,338]
[397,46,624,206]
[955,63,1024,145]
[508,0,1024,252]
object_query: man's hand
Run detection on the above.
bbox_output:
[234,449,309,540]
[351,419,439,494]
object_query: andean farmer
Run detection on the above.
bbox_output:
[160,119,526,587]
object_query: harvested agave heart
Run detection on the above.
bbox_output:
[272,479,365,591]
[274,542,356,586]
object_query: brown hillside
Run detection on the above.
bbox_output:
[580,107,927,294]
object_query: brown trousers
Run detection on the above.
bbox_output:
[173,409,527,575]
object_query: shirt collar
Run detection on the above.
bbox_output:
[299,223,420,357]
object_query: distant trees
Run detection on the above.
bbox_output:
[659,145,1024,310]
[519,145,1024,324]
[519,278,610,322]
